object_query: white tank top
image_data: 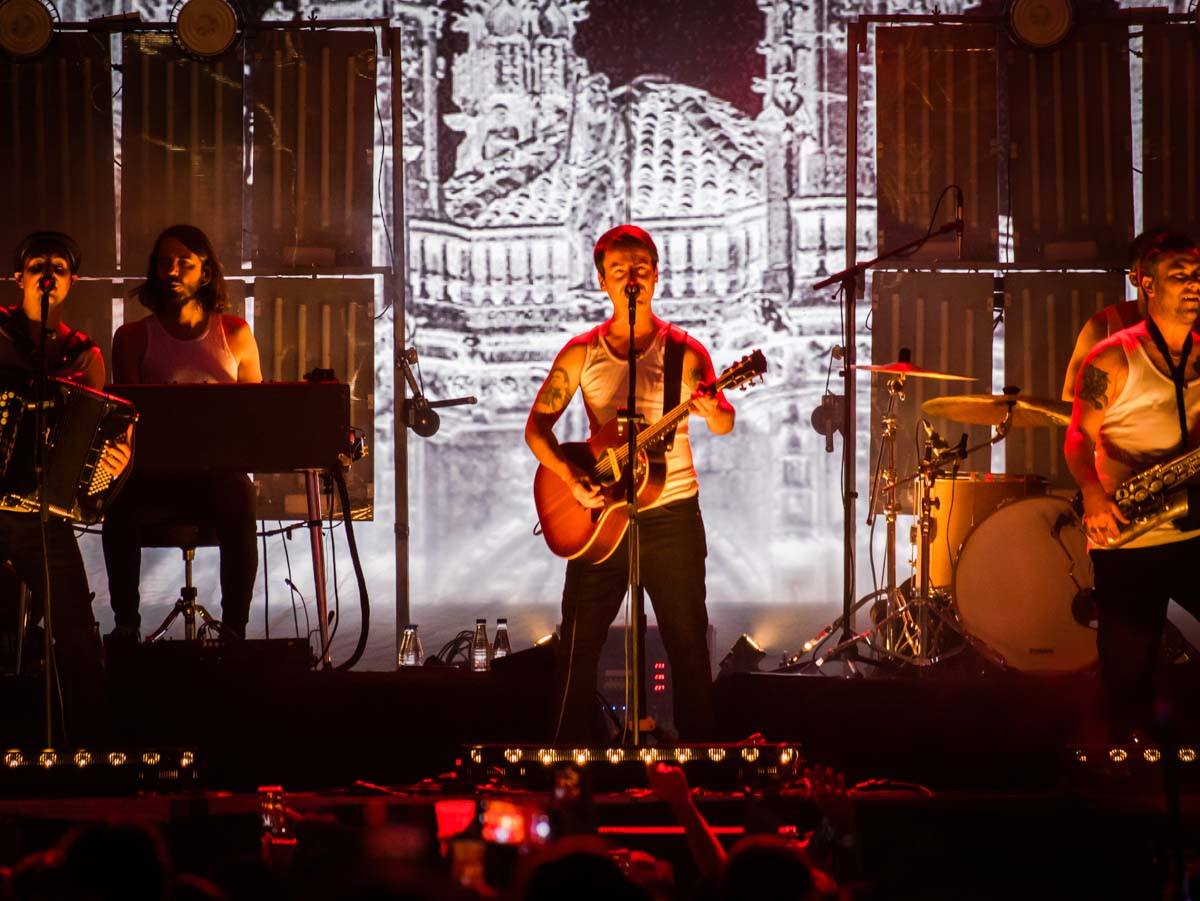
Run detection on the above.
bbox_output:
[139,313,238,384]
[578,322,699,507]
[1095,324,1200,548]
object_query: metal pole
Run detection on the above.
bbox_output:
[840,21,861,645]
[389,25,411,660]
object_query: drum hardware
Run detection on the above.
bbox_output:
[921,393,1071,429]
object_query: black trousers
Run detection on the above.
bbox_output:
[102,473,258,637]
[1091,534,1200,739]
[553,495,714,743]
[0,512,105,742]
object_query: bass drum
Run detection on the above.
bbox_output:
[953,495,1096,672]
[926,473,1046,588]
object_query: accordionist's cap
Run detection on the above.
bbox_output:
[13,231,82,275]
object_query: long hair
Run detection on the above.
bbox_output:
[135,224,227,313]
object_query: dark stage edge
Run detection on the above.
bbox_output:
[3,652,1200,792]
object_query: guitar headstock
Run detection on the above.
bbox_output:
[715,349,767,393]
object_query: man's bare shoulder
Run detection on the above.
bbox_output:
[1083,331,1131,371]
[113,317,150,340]
[220,313,251,335]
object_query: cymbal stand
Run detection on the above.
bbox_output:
[865,372,906,655]
[779,398,1018,671]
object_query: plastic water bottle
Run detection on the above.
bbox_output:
[398,624,423,667]
[471,618,491,672]
[492,618,511,660]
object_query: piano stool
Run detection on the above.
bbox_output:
[143,523,225,643]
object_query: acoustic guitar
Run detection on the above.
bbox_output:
[534,350,767,563]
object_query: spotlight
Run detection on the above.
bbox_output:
[73,750,93,768]
[0,0,57,59]
[504,748,522,763]
[38,750,57,769]
[170,0,241,60]
[719,634,767,675]
[1179,748,1197,763]
[1009,0,1073,50]
[533,633,556,647]
[605,748,624,764]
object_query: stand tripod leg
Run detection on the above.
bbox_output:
[193,605,224,638]
[147,605,183,643]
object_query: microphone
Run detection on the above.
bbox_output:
[624,281,640,302]
[954,186,964,260]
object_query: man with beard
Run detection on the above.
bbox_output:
[102,225,261,643]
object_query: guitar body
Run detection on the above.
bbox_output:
[534,417,667,564]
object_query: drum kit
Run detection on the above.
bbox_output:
[792,352,1097,675]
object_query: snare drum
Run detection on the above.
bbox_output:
[923,473,1046,588]
[953,495,1096,672]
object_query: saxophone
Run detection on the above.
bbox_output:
[1102,445,1200,547]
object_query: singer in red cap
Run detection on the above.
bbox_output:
[525,224,735,743]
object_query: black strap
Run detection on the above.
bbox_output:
[661,325,686,451]
[1145,316,1194,451]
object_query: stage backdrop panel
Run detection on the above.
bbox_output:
[1002,272,1127,489]
[1141,23,1200,236]
[869,271,995,513]
[120,35,245,270]
[875,25,999,263]
[248,31,377,269]
[1007,23,1133,266]
[250,278,374,520]
[0,36,115,271]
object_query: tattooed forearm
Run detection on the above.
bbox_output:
[535,367,571,411]
[1078,364,1110,411]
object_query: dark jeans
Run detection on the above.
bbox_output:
[102,473,258,637]
[1091,535,1200,740]
[0,512,105,742]
[554,495,714,743]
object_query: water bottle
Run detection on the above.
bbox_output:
[492,618,511,660]
[471,618,491,672]
[398,624,424,667]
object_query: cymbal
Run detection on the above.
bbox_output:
[854,360,975,382]
[922,394,1072,428]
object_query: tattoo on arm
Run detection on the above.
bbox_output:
[689,367,708,392]
[1078,364,1110,411]
[535,367,571,412]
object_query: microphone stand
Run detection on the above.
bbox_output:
[620,281,646,746]
[33,269,56,748]
[812,218,959,665]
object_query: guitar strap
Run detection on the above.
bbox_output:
[661,325,687,452]
[1145,316,1193,452]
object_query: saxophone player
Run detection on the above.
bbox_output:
[1064,231,1200,741]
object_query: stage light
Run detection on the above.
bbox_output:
[1009,0,1073,50]
[73,750,92,768]
[741,747,760,763]
[1179,748,1197,763]
[504,748,522,763]
[674,748,693,763]
[180,751,195,768]
[779,747,796,766]
[1108,748,1128,763]
[0,0,57,59]
[1143,749,1161,764]
[606,748,624,764]
[108,751,128,767]
[719,634,767,675]
[142,752,161,766]
[538,748,555,766]
[1073,749,1087,764]
[469,748,483,765]
[170,0,241,60]
[38,750,57,769]
[638,748,657,764]
[573,749,589,766]
[4,750,24,768]
[533,633,555,646]
[707,747,726,762]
